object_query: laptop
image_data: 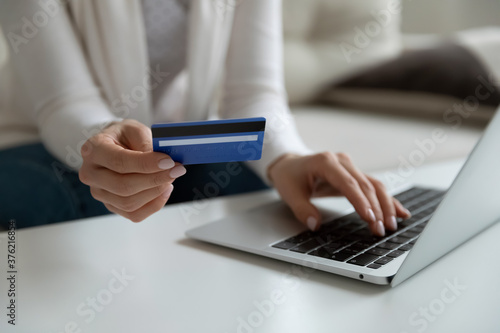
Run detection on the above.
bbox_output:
[186,107,500,286]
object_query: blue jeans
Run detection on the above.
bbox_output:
[0,143,268,229]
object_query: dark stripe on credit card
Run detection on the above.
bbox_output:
[151,120,266,138]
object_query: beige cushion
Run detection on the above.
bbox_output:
[282,0,403,104]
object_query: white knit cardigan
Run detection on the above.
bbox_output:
[0,0,311,181]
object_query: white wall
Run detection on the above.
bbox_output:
[402,0,500,34]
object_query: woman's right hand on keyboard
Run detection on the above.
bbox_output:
[268,152,411,236]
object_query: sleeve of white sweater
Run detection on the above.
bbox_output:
[0,1,120,169]
[221,0,313,183]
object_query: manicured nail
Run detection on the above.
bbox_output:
[376,220,385,237]
[405,208,412,218]
[388,216,398,231]
[307,216,318,231]
[367,208,376,223]
[162,184,174,199]
[169,165,187,178]
[158,158,175,170]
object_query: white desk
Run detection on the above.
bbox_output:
[1,159,499,333]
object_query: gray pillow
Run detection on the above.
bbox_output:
[335,43,500,107]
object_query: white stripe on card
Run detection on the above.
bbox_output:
[159,135,258,147]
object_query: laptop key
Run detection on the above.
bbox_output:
[367,263,382,269]
[343,233,364,242]
[387,250,405,258]
[310,234,338,245]
[309,247,337,259]
[387,236,408,244]
[330,249,355,262]
[400,231,419,238]
[347,253,379,266]
[411,225,425,233]
[374,257,393,265]
[356,241,378,248]
[399,244,413,251]
[394,187,425,203]
[366,247,390,256]
[272,241,296,250]
[321,242,345,252]
[377,242,399,250]
[308,242,346,258]
[353,232,382,244]
[286,231,314,244]
[399,217,420,228]
[345,243,368,253]
[317,223,340,235]
[349,219,366,227]
[352,228,373,238]
[290,238,324,253]
[385,227,399,235]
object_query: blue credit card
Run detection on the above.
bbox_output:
[152,117,266,165]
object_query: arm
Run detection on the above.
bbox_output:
[0,0,117,168]
[222,0,410,235]
[0,1,180,222]
[221,0,311,180]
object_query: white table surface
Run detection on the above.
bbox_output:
[1,159,499,333]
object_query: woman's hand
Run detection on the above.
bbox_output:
[268,152,411,236]
[79,119,187,222]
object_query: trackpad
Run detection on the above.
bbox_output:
[186,199,352,250]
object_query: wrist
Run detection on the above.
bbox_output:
[266,153,301,184]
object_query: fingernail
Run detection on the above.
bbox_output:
[388,216,398,231]
[307,216,318,231]
[169,165,187,178]
[158,158,175,170]
[405,208,412,218]
[376,220,385,237]
[367,208,376,223]
[162,184,174,199]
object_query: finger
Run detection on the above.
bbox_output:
[120,120,154,152]
[311,179,342,197]
[275,176,322,231]
[104,185,174,222]
[84,134,176,174]
[313,153,380,235]
[393,198,412,218]
[91,182,173,213]
[337,154,385,234]
[366,176,398,232]
[81,164,185,196]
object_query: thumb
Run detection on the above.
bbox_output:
[279,183,322,231]
[119,119,154,153]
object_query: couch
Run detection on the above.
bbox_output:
[281,0,496,177]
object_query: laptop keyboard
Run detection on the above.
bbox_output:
[271,187,446,269]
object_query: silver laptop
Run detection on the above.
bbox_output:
[186,107,500,286]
